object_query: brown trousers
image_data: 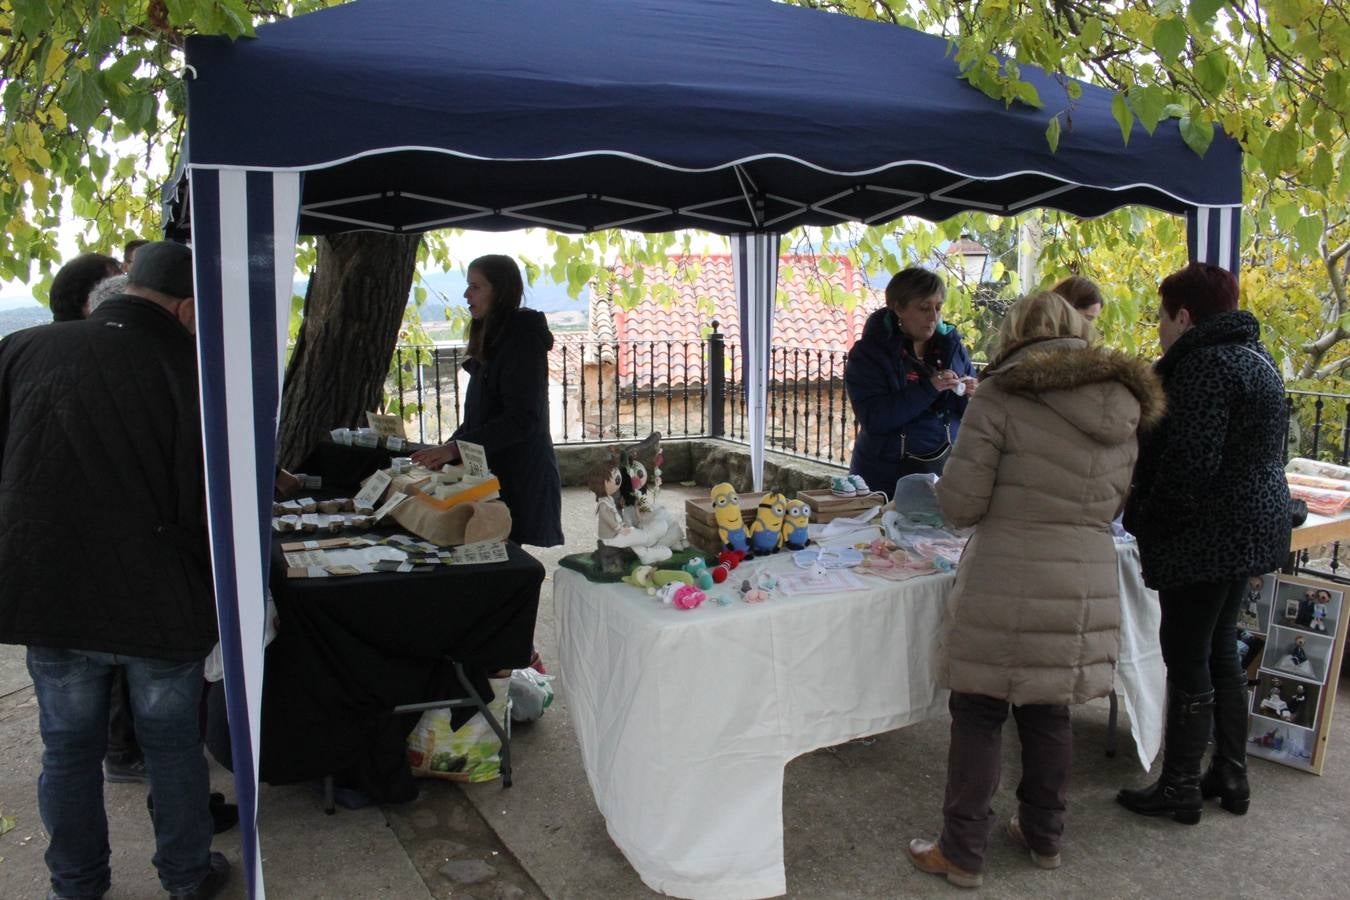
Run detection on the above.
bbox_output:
[938,691,1072,873]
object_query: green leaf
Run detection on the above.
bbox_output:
[1128,86,1168,135]
[86,16,122,57]
[1188,0,1226,26]
[1274,202,1302,232]
[1079,17,1103,47]
[1179,111,1214,157]
[1260,124,1300,177]
[1013,79,1043,109]
[1310,148,1333,191]
[1153,17,1188,65]
[11,0,53,41]
[57,69,105,132]
[1293,215,1322,256]
[1194,53,1228,96]
[1111,92,1134,145]
[1045,114,1061,153]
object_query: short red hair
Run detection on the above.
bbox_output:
[1159,262,1238,322]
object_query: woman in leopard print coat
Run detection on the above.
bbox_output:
[1118,263,1290,825]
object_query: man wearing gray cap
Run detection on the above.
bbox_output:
[0,241,229,899]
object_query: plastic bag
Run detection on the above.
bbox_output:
[508,667,554,723]
[406,676,510,782]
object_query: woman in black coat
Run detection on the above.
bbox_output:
[412,255,564,547]
[1118,262,1290,824]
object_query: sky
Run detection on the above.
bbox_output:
[0,224,734,310]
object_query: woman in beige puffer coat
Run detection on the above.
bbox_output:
[907,290,1165,889]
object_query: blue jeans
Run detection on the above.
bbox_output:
[27,647,213,898]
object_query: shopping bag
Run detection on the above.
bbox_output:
[406,676,510,782]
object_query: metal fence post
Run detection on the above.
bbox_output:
[708,320,725,437]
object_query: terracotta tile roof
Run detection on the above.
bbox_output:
[574,254,883,387]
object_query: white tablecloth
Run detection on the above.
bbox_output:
[555,538,1163,900]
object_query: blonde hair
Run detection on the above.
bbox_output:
[992,291,1093,366]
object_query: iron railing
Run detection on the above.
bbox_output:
[1286,389,1350,581]
[385,322,863,466]
[385,333,1350,576]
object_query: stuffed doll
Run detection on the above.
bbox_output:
[617,433,686,552]
[711,482,750,558]
[588,450,626,541]
[749,492,787,555]
[780,498,810,551]
[1312,589,1331,633]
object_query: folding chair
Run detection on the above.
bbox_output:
[323,659,512,814]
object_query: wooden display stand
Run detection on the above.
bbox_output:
[1243,572,1350,775]
[796,489,885,524]
[684,492,764,557]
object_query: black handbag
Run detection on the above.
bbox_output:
[1290,497,1309,528]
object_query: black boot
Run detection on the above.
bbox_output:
[1200,683,1250,815]
[1116,685,1213,825]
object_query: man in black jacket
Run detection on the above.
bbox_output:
[0,241,229,900]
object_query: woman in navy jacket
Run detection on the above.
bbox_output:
[412,255,564,547]
[845,268,977,496]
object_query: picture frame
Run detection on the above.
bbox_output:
[1261,625,1334,684]
[1250,671,1320,730]
[1249,573,1350,775]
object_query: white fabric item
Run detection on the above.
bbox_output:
[1113,539,1165,769]
[555,543,1162,900]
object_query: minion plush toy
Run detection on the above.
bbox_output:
[711,482,749,557]
[749,492,787,555]
[781,499,810,550]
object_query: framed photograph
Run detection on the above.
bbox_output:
[1248,718,1316,772]
[1250,671,1320,731]
[1271,578,1341,636]
[1261,625,1335,683]
[1237,573,1276,634]
[1249,574,1350,775]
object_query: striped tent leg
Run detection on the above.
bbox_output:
[189,166,301,900]
[733,233,781,492]
[1186,204,1241,275]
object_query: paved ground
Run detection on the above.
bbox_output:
[4,485,1350,898]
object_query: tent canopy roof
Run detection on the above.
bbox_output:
[183,0,1241,236]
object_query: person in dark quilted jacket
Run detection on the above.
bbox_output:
[1118,262,1290,826]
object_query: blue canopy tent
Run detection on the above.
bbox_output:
[179,0,1241,894]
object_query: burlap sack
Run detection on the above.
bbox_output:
[388,495,512,546]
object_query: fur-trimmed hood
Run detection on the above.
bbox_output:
[987,338,1166,444]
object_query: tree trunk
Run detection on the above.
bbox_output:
[277,231,423,469]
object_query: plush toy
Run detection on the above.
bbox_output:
[616,433,686,554]
[780,499,810,550]
[738,578,769,604]
[711,482,750,557]
[588,449,626,541]
[682,557,715,590]
[658,582,706,610]
[623,564,694,595]
[749,492,787,555]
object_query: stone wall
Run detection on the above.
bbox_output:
[555,438,838,494]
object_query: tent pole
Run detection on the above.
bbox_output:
[733,232,781,493]
[190,166,301,900]
[1186,205,1242,276]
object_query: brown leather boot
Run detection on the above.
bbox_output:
[906,838,983,888]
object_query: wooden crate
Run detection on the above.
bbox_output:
[796,488,884,524]
[685,491,764,556]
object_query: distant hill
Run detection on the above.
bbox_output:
[0,306,51,337]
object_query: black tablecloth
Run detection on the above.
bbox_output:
[207,538,543,801]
